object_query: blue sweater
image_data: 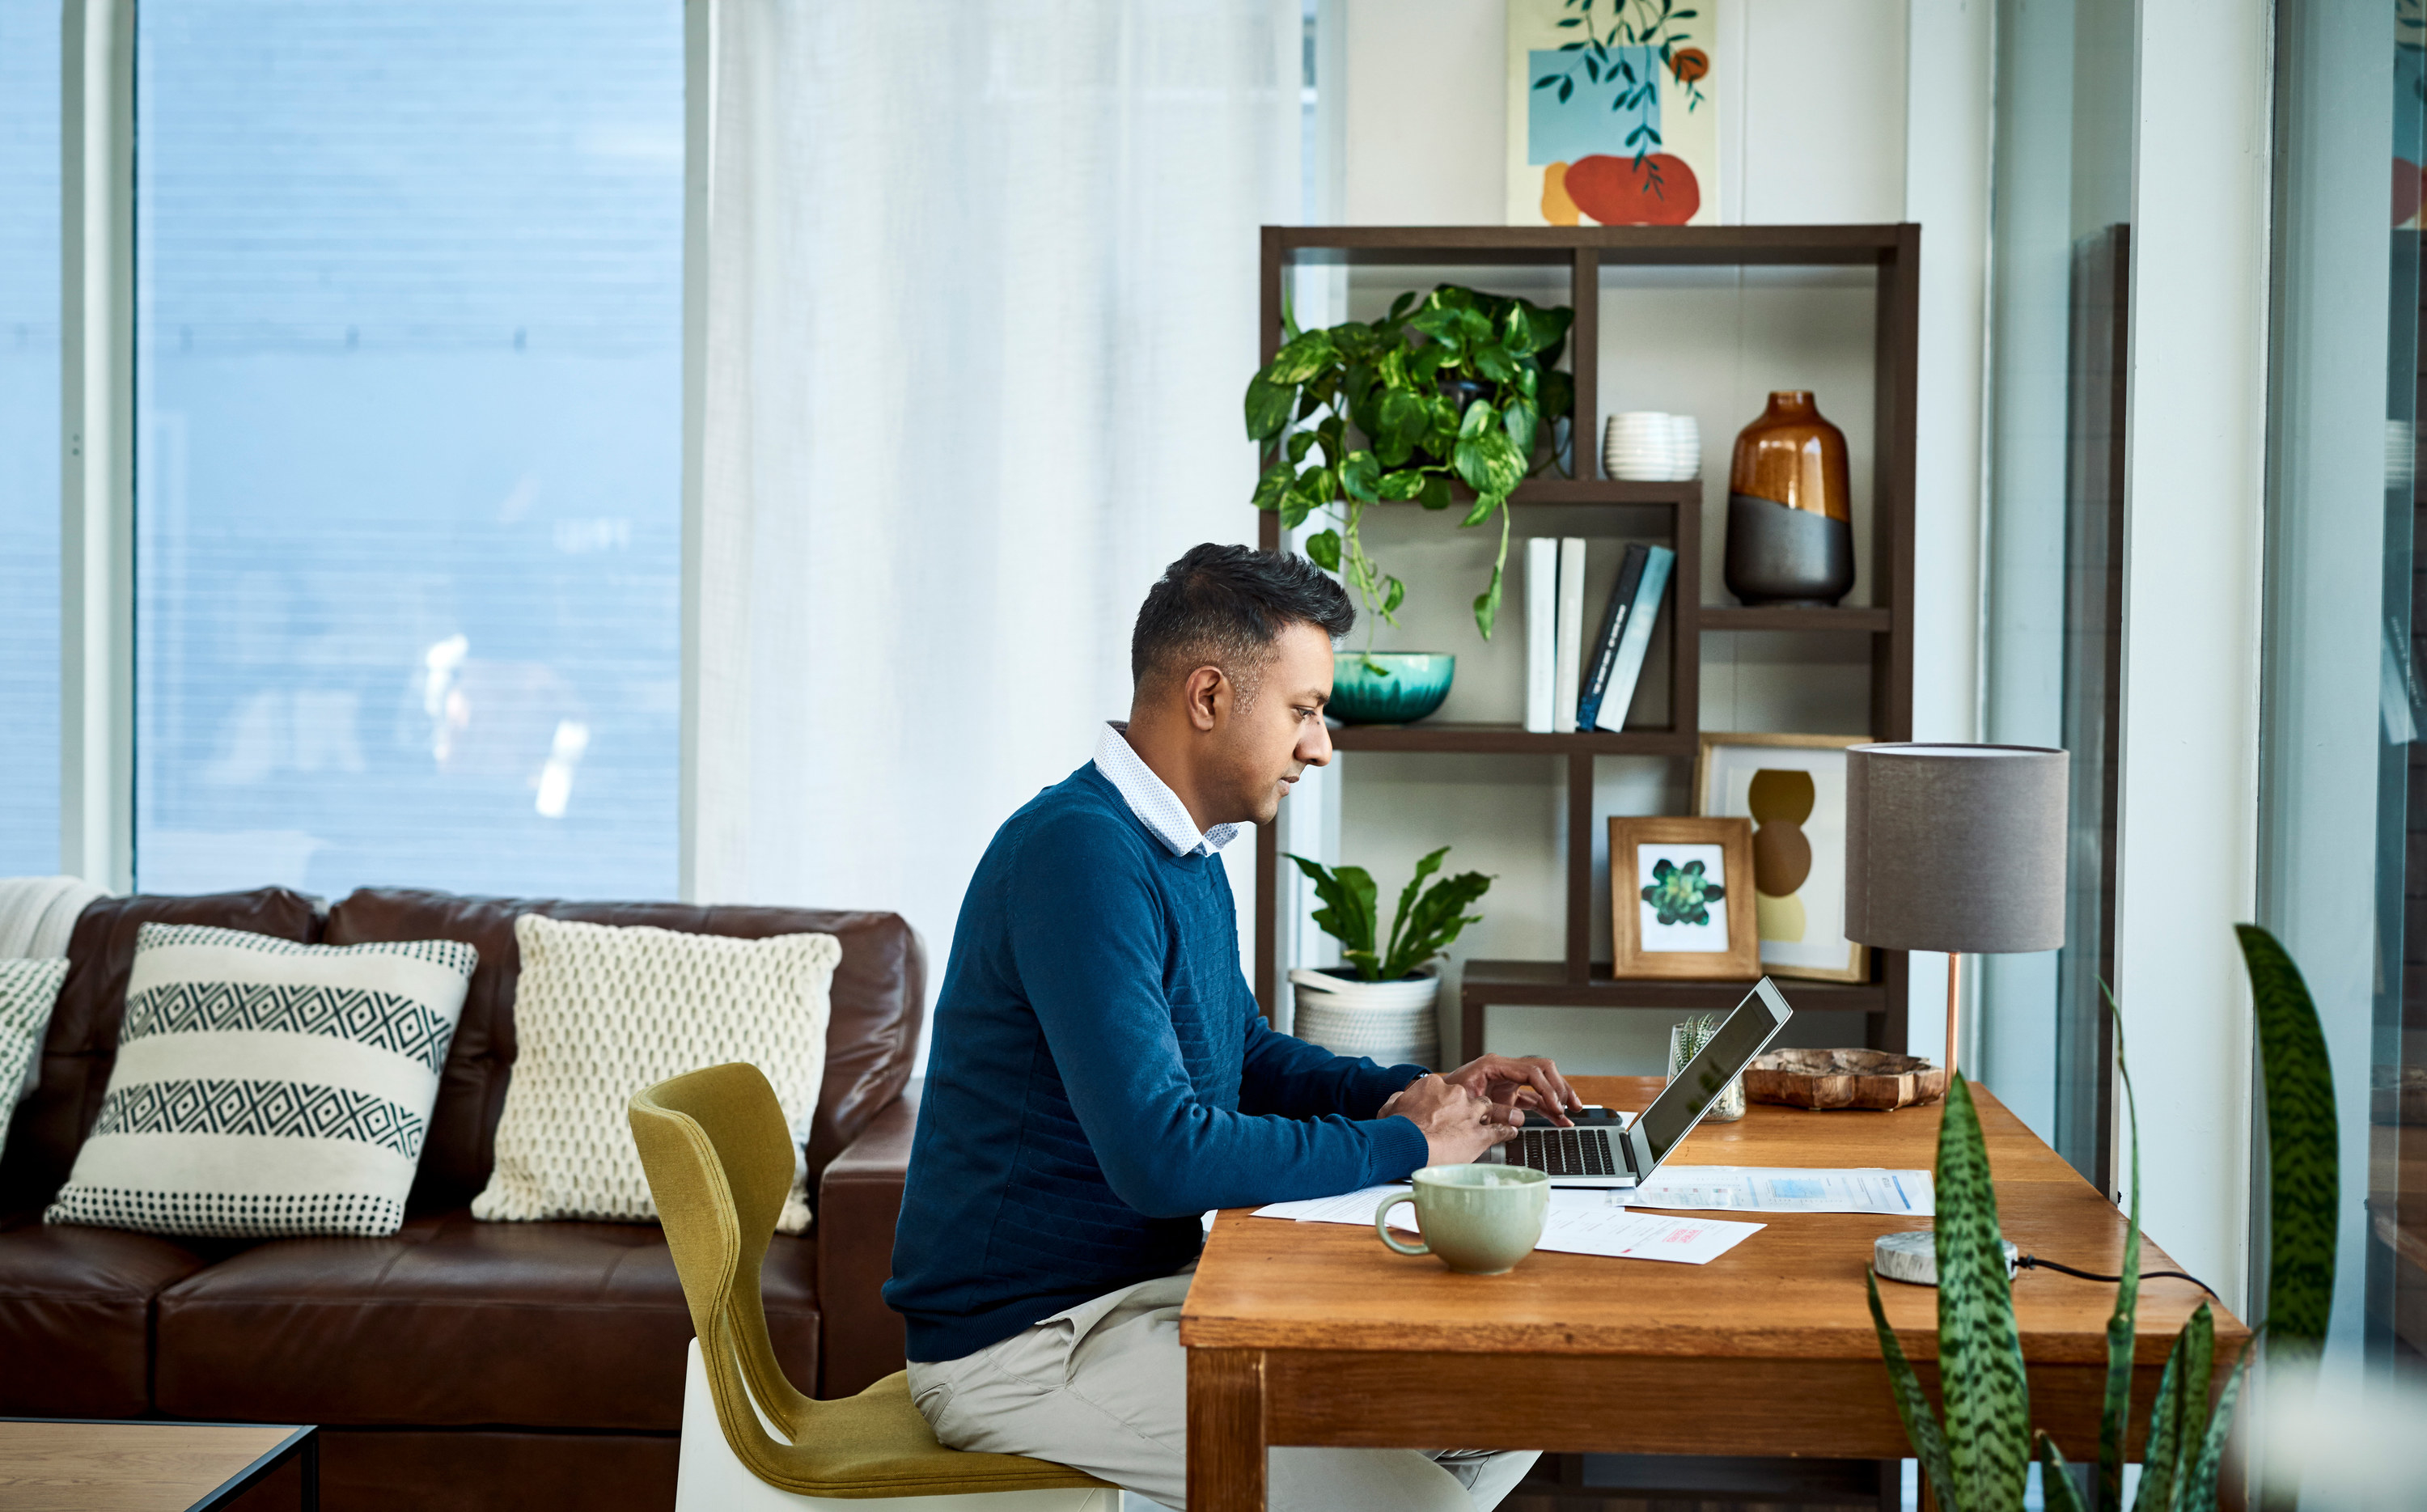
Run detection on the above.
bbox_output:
[885,764,1432,1363]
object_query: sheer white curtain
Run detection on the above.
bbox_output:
[691,0,1301,1033]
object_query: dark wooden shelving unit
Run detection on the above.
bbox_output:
[1252,223,1920,1061]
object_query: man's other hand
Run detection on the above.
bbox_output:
[1437,1054,1582,1128]
[1381,1074,1521,1167]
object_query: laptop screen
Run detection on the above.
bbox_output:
[1638,995,1781,1163]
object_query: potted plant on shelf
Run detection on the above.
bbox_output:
[1283,846,1493,1068]
[1245,285,1575,641]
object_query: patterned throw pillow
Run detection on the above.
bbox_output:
[472,913,837,1233]
[45,924,477,1238]
[0,959,71,1157]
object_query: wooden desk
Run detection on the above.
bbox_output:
[0,1421,316,1510]
[1181,1076,2246,1510]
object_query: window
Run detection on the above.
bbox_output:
[1,0,61,874]
[132,0,684,897]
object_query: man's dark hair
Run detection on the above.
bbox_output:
[1129,544,1354,704]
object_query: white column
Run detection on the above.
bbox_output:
[2111,0,2273,1307]
[59,0,134,894]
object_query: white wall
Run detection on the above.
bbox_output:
[1326,0,1989,1074]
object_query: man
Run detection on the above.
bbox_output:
[887,543,1578,1510]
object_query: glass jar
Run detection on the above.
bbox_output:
[1668,1018,1747,1123]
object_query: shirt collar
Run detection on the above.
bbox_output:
[1093,722,1240,859]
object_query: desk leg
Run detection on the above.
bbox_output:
[1188,1347,1267,1512]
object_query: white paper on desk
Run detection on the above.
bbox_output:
[1616,1167,1934,1216]
[1535,1205,1764,1264]
[1250,1184,1761,1265]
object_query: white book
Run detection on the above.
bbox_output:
[1554,537,1588,732]
[1595,544,1675,733]
[1524,537,1558,732]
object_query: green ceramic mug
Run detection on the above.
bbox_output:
[1374,1164,1551,1274]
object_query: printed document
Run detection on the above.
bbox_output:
[1615,1167,1934,1215]
[1249,1184,1763,1266]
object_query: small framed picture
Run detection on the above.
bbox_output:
[1609,815,1759,980]
[1692,732,1870,984]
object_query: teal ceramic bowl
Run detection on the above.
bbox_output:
[1328,653,1455,725]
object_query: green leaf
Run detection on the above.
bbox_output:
[1377,468,1427,502]
[1289,465,1337,509]
[1935,1076,2033,1512]
[1380,866,1491,980]
[1251,460,1294,514]
[2033,1436,2091,1512]
[1386,290,1417,322]
[1245,375,1297,441]
[1284,854,1378,968]
[1868,1268,1959,1511]
[1539,367,1576,421]
[1459,400,1494,440]
[2098,996,2142,1512]
[1381,575,1404,616]
[1454,429,1527,500]
[1504,399,1541,461]
[2179,1328,2252,1512]
[1502,303,1532,351]
[2235,924,2338,1363]
[1265,328,1337,386]
[1341,451,1382,503]
[1472,557,1504,639]
[1286,430,1318,465]
[1459,493,1497,528]
[1417,474,1452,511]
[1303,529,1341,572]
[1381,847,1448,976]
[1472,343,1518,383]
[1377,389,1430,460]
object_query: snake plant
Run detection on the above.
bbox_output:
[1867,925,2336,1512]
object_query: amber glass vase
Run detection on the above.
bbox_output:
[1722,391,1855,606]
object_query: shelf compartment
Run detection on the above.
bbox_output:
[1459,959,1890,1014]
[1699,606,1894,633]
[1328,723,1693,756]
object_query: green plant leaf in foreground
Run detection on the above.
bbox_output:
[1935,1076,2032,1511]
[1866,1268,1956,1510]
[2034,1434,2090,1512]
[2178,1328,2252,1512]
[2234,924,2337,1362]
[2129,1303,2212,1512]
[2098,998,2142,1512]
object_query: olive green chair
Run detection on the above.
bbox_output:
[629,1063,1117,1510]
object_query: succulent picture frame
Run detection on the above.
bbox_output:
[1609,815,1758,980]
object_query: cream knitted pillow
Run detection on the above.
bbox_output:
[472,914,838,1232]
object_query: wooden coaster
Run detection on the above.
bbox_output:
[1743,1047,1948,1111]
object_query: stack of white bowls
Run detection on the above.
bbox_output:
[1603,412,1701,481]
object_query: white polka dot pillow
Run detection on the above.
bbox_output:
[46,924,477,1237]
[471,913,837,1233]
[1,958,71,1157]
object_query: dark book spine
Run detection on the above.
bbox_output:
[1576,543,1651,730]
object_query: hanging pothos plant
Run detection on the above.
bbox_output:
[1244,285,1574,640]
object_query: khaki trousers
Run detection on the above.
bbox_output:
[907,1271,1538,1512]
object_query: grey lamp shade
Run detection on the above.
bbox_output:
[1844,743,2069,954]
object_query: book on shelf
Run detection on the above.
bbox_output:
[1580,544,1675,733]
[1524,536,1558,733]
[1553,537,1587,732]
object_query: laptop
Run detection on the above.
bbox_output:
[1483,977,1795,1188]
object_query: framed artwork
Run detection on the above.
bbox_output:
[1609,815,1758,980]
[1504,0,1719,228]
[1692,733,1870,984]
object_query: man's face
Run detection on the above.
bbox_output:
[1206,621,1335,826]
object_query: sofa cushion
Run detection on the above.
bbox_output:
[0,1210,220,1417]
[0,889,322,1214]
[153,1206,818,1431]
[323,891,922,1214]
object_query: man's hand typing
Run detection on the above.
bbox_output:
[1379,1074,1523,1167]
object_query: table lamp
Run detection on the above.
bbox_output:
[1844,743,2069,1086]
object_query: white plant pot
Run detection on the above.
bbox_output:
[1288,967,1440,1069]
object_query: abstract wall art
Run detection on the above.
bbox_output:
[1692,732,1870,983]
[1506,0,1719,227]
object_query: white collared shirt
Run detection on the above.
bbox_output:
[1093,722,1241,860]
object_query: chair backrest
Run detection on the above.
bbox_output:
[630,1062,818,1469]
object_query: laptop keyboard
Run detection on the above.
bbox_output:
[1510,1126,1622,1178]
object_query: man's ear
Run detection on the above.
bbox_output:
[1184,664,1226,732]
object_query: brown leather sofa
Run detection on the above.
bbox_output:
[0,886,926,1511]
